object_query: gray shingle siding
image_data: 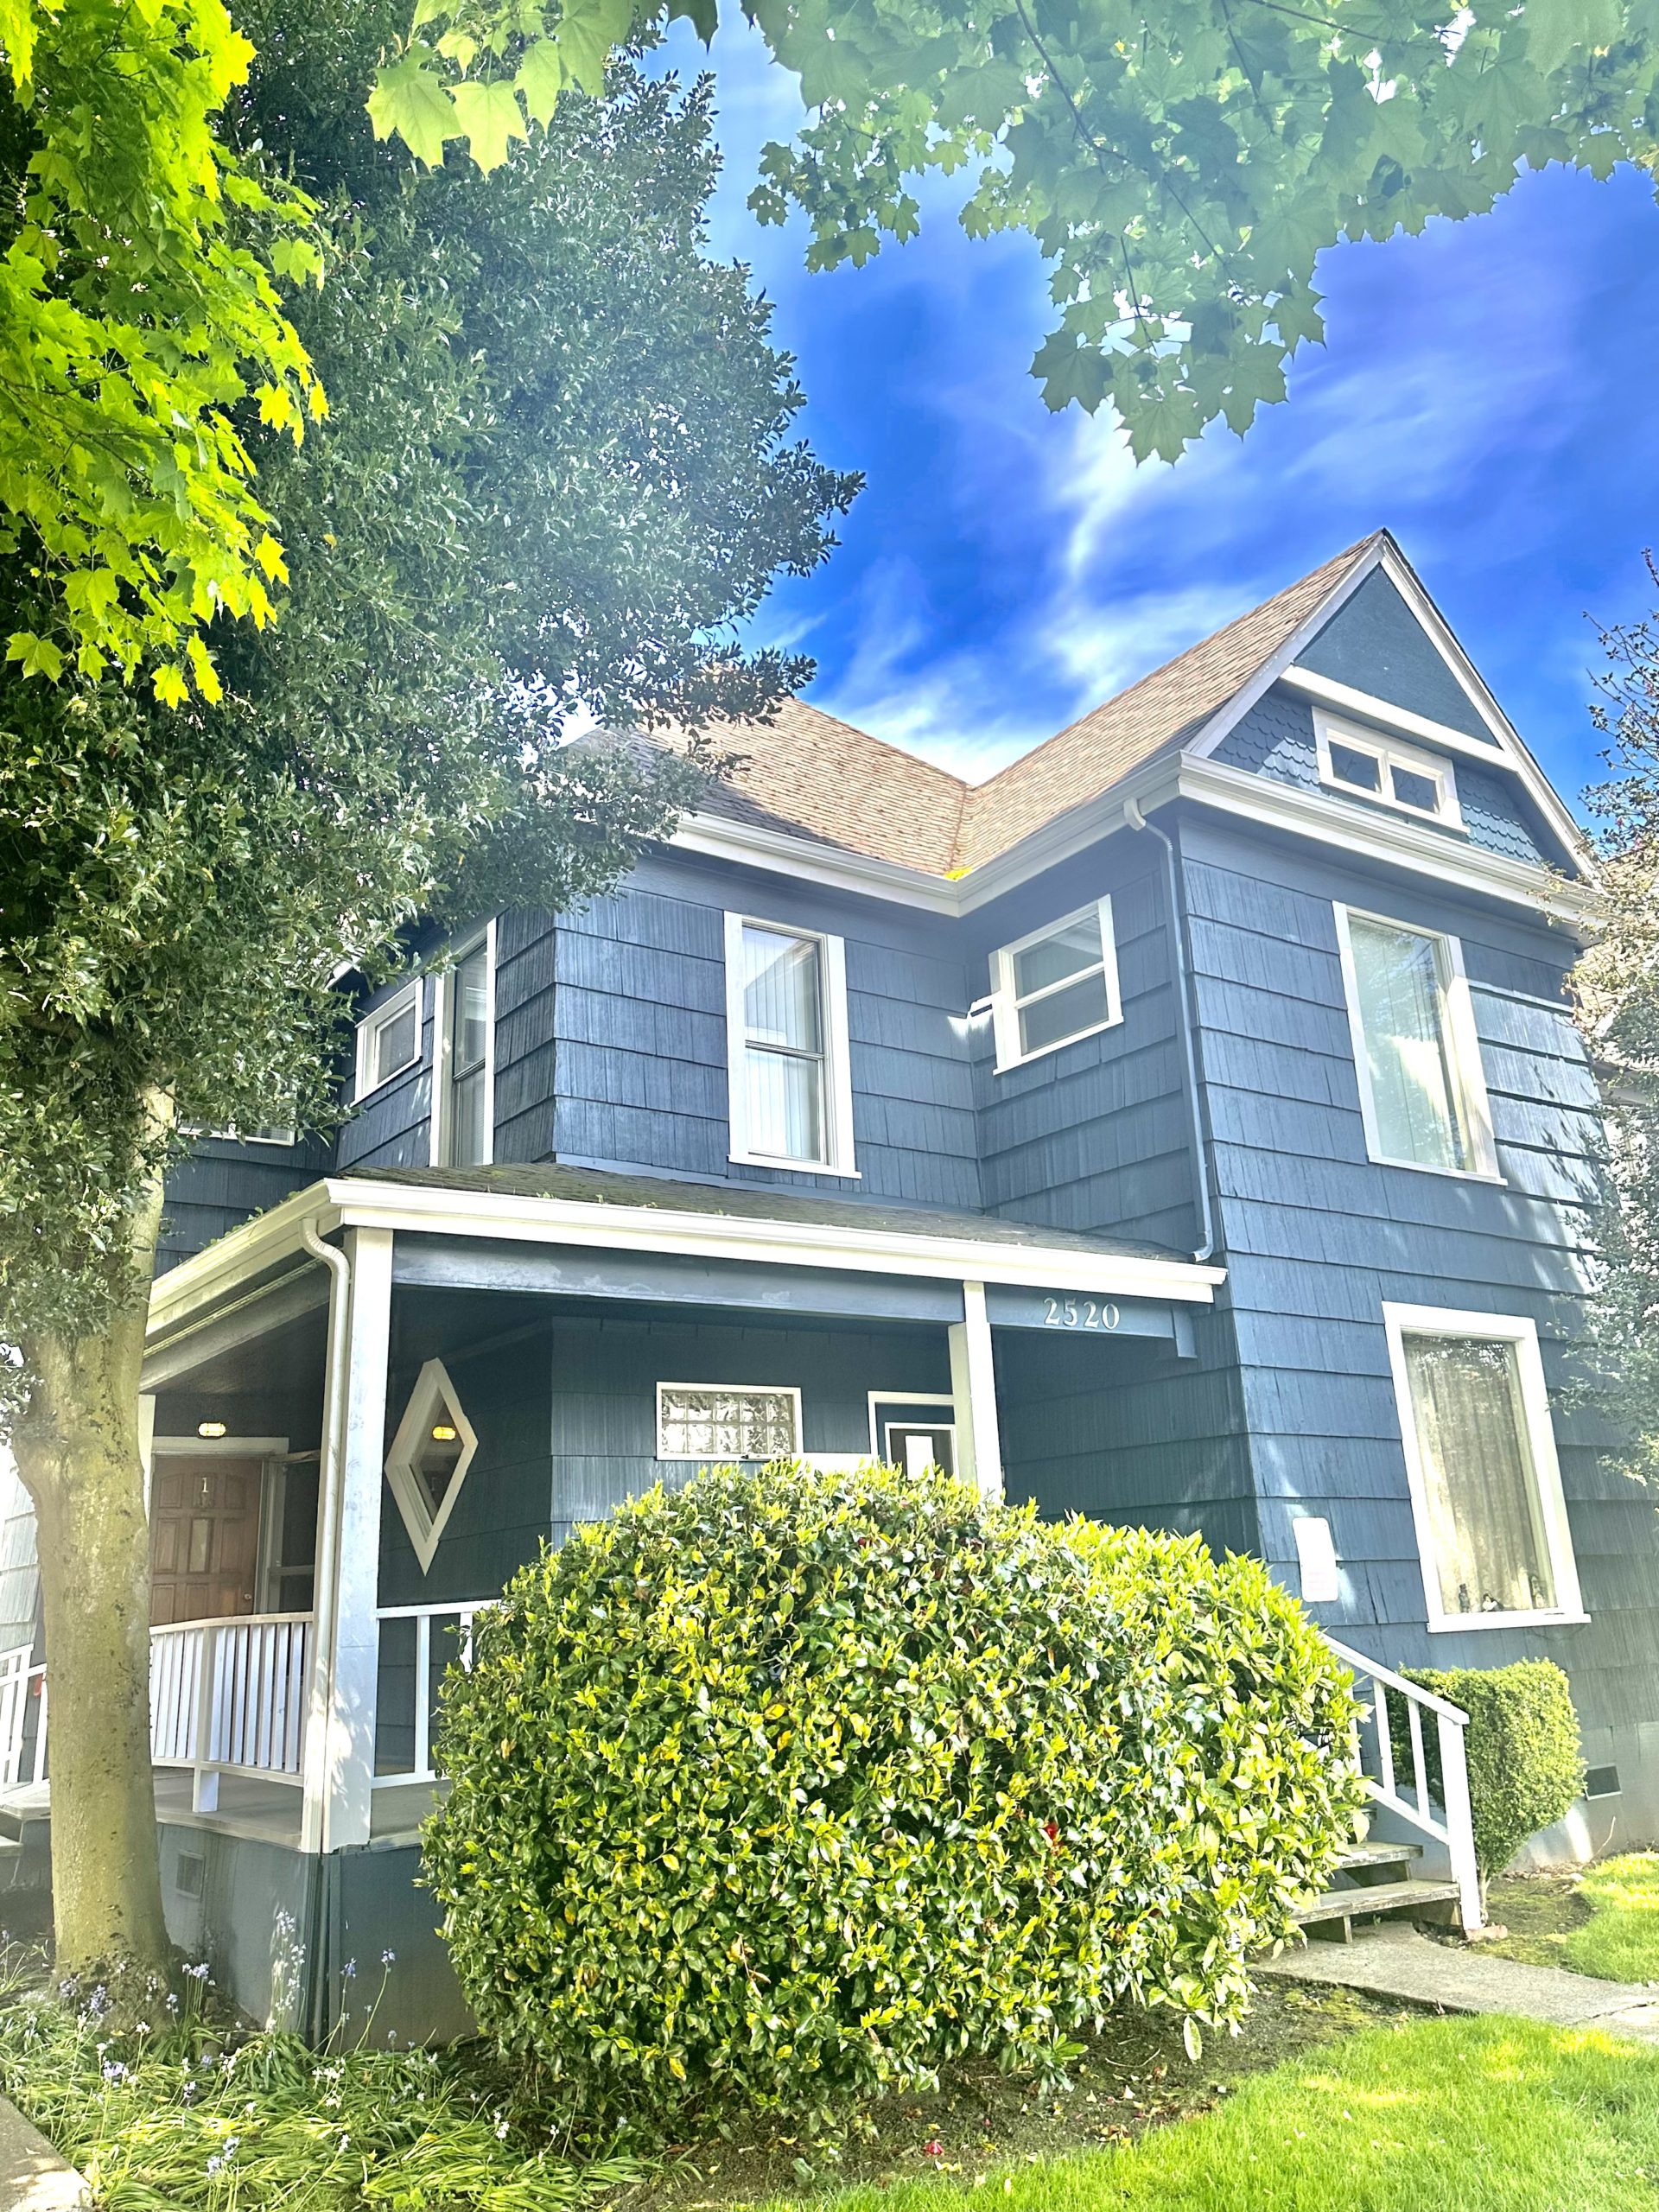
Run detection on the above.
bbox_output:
[1293,568,1498,745]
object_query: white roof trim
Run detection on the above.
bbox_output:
[147,1173,1224,1341]
[1185,543,1591,879]
[673,813,957,913]
[1176,756,1596,926]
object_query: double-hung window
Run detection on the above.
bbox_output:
[990,898,1122,1071]
[657,1383,802,1464]
[434,925,494,1168]
[1384,1306,1584,1631]
[356,979,422,1097]
[1333,904,1497,1179]
[1315,710,1462,827]
[724,914,855,1173]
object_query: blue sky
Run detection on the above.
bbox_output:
[664,19,1659,816]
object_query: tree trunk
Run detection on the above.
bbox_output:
[12,1118,171,1988]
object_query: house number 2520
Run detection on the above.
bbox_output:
[1042,1297,1120,1330]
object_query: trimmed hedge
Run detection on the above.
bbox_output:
[1402,1660,1585,1880]
[423,1463,1364,2124]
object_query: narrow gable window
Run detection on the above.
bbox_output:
[356,979,421,1097]
[991,898,1122,1071]
[657,1383,802,1463]
[436,928,493,1168]
[725,915,855,1173]
[1334,905,1497,1179]
[1384,1306,1582,1630]
[1315,710,1461,827]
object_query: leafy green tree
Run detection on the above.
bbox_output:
[0,0,325,699]
[0,0,854,1986]
[1573,571,1659,1480]
[375,0,1659,456]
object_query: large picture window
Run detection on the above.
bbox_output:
[657,1384,802,1464]
[724,914,855,1173]
[1334,904,1497,1179]
[990,898,1122,1071]
[1383,1305,1584,1632]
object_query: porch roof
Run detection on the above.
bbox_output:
[147,1162,1225,1356]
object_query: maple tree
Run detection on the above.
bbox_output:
[375,0,1658,457]
[0,0,325,701]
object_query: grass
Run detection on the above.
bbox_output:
[746,2017,1659,2212]
[0,1990,642,2212]
[1484,1853,1659,1983]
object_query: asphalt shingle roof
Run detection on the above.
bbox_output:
[674,535,1383,880]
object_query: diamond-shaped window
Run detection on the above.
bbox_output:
[385,1359,478,1572]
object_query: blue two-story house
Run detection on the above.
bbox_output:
[0,529,1638,2037]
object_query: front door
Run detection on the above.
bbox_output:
[149,1456,263,1625]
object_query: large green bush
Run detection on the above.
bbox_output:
[423,1463,1363,2123]
[1402,1660,1586,1880]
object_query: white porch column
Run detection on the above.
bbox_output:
[949,1281,1003,1503]
[301,1225,392,1856]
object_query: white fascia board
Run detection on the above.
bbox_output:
[322,1178,1224,1302]
[1279,665,1592,874]
[146,1171,1224,1341]
[673,814,958,913]
[1176,756,1599,931]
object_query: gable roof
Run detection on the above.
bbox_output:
[668,530,1575,887]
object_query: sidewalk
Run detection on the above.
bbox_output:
[1259,1922,1659,2039]
[0,2096,88,2211]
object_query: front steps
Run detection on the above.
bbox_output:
[1294,1840,1464,1942]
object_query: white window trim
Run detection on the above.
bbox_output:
[355,977,423,1100]
[429,919,497,1170]
[990,895,1123,1073]
[1315,708,1464,830]
[655,1382,804,1464]
[865,1389,956,1458]
[723,912,857,1176]
[384,1357,479,1573]
[1332,901,1500,1183]
[1382,1303,1586,1634]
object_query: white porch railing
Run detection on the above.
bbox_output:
[0,1643,45,1790]
[1326,1636,1482,1931]
[150,1613,313,1811]
[372,1601,486,1786]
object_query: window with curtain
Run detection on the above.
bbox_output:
[1341,912,1487,1173]
[1399,1332,1558,1618]
[738,923,828,1163]
[441,938,491,1166]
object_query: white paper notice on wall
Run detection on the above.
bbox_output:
[1293,1516,1340,1605]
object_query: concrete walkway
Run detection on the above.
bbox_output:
[0,2096,88,2211]
[1259,1922,1659,2039]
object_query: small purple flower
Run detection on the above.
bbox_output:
[380,1948,396,1967]
[341,1959,357,1981]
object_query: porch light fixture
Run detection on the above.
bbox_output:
[196,1421,227,1439]
[385,1359,478,1573]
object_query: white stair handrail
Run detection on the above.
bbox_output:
[1325,1635,1482,1933]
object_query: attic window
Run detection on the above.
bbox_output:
[1314,710,1461,828]
[385,1360,478,1572]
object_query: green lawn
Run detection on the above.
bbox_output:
[1564,1856,1659,1983]
[765,2018,1659,2212]
[1484,1853,1659,1983]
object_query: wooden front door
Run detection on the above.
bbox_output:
[149,1456,262,1625]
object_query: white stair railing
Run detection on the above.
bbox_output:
[1325,1636,1482,1932]
[0,1642,43,1790]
